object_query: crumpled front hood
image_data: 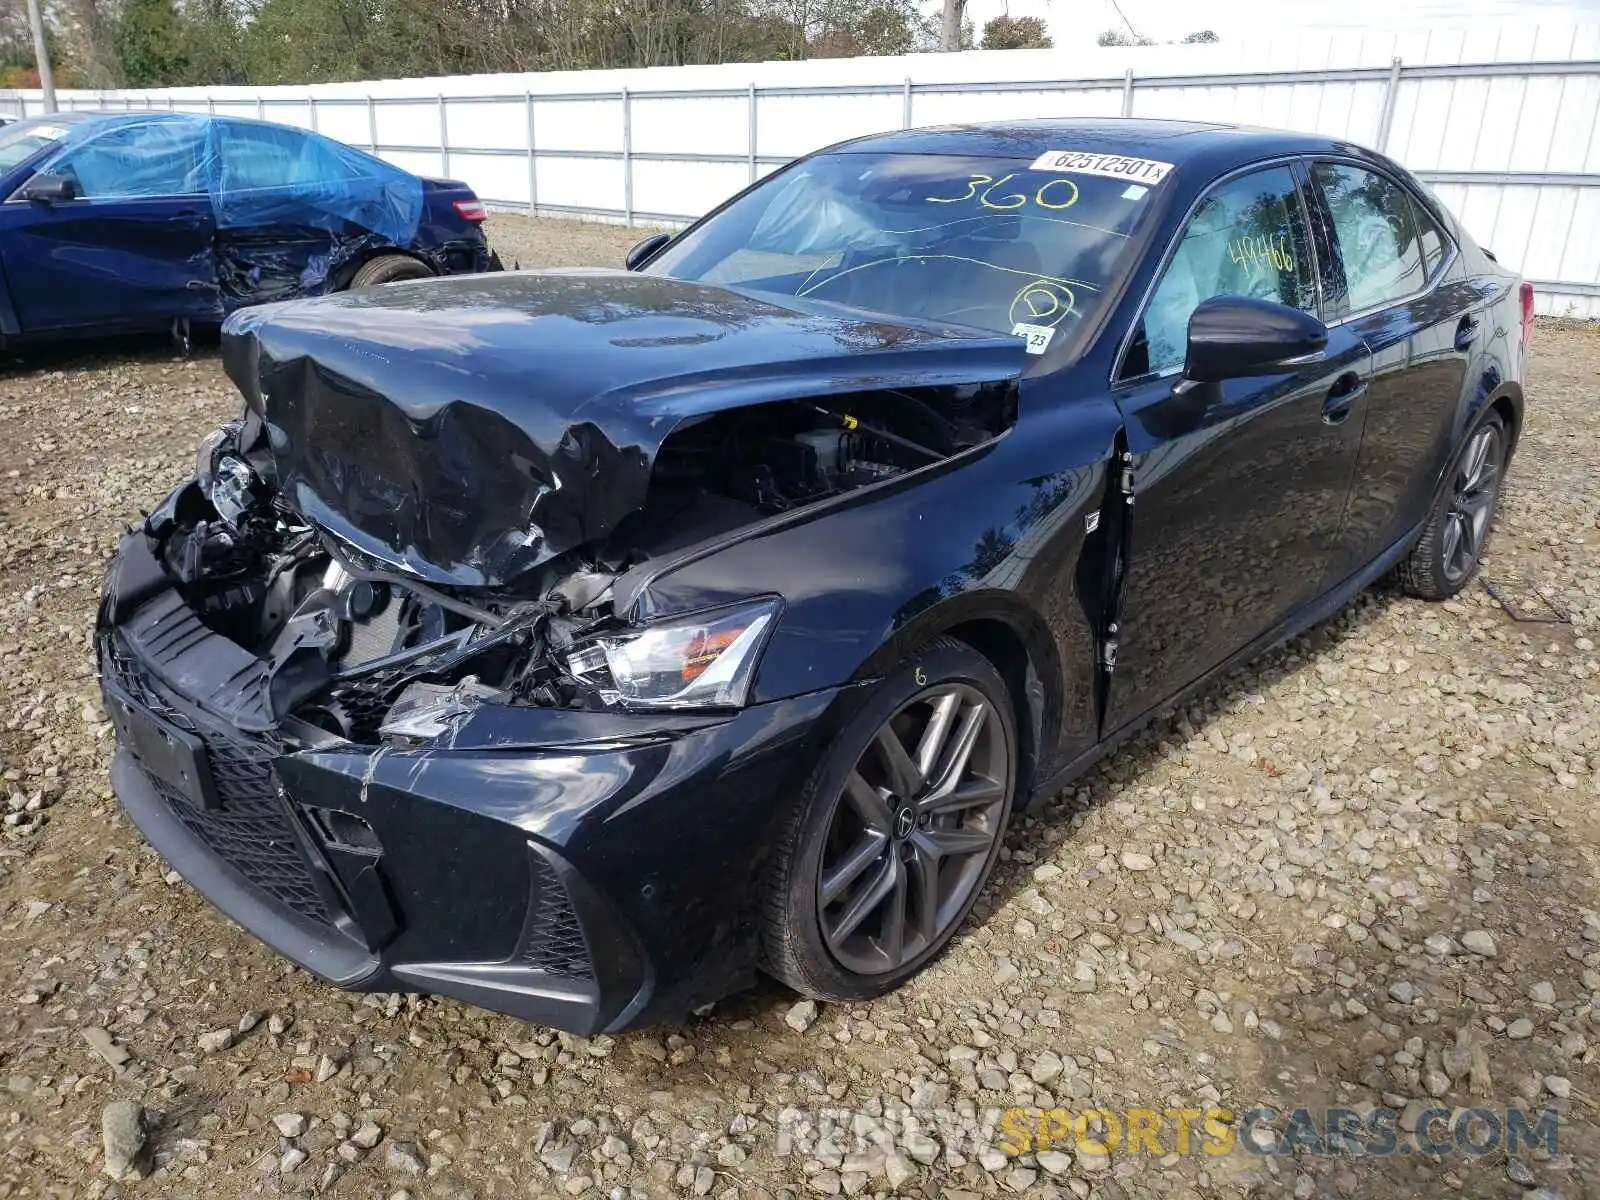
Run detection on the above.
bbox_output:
[221,268,1025,588]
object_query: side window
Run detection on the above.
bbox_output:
[1133,165,1316,378]
[1313,163,1427,312]
[219,122,361,190]
[42,123,206,199]
[1410,194,1449,279]
[218,123,304,190]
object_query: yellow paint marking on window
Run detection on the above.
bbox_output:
[1228,232,1296,277]
[924,173,1081,213]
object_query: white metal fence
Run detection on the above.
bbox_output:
[6,24,1600,315]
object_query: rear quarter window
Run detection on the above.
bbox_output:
[218,122,366,191]
[1313,163,1429,312]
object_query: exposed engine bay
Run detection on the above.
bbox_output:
[156,384,1014,744]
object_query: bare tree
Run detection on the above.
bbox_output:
[25,0,55,107]
[939,0,963,51]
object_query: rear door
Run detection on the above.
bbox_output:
[1307,160,1479,579]
[211,119,340,305]
[0,120,219,332]
[1105,161,1371,732]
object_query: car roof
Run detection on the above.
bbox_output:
[6,111,200,137]
[8,111,319,137]
[827,117,1372,181]
[8,110,100,130]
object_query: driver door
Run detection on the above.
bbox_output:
[1104,162,1370,733]
[0,120,220,333]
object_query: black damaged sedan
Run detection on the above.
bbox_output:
[98,119,1529,1034]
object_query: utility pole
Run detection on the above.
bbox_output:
[24,0,57,113]
[940,0,966,50]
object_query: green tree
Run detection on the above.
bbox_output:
[810,0,921,57]
[177,0,246,85]
[115,0,188,86]
[981,14,1049,49]
[242,0,375,84]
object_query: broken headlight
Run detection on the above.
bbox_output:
[566,599,780,710]
[195,424,263,531]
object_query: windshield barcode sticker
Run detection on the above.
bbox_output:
[1012,323,1056,355]
[1030,151,1175,185]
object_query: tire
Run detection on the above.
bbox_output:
[1394,410,1509,601]
[758,636,1017,1002]
[346,255,434,289]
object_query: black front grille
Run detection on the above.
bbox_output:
[520,854,591,979]
[104,638,334,926]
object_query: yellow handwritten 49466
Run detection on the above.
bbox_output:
[1228,232,1296,276]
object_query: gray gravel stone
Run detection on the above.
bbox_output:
[785,999,819,1032]
[883,1151,916,1189]
[1461,930,1498,958]
[385,1142,425,1175]
[1037,1149,1073,1175]
[101,1100,145,1180]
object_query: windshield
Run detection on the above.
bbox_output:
[646,151,1161,337]
[0,119,71,175]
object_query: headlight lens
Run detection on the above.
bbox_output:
[208,455,260,530]
[567,599,780,709]
[195,424,262,531]
[194,425,233,491]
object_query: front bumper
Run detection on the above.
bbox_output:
[99,531,840,1033]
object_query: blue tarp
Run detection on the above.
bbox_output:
[31,112,423,246]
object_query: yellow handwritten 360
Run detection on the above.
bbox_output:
[928,174,1080,212]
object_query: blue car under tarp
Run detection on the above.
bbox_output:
[0,111,492,338]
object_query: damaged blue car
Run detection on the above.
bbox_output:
[0,111,497,344]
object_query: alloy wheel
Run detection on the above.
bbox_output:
[815,683,1010,975]
[1441,423,1504,583]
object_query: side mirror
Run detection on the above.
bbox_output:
[19,172,77,203]
[1181,294,1328,384]
[624,233,671,271]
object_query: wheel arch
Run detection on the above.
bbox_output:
[1486,381,1523,458]
[850,591,1066,811]
[331,247,439,292]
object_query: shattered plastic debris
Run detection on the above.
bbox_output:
[377,679,506,741]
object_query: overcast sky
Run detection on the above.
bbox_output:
[966,0,1600,47]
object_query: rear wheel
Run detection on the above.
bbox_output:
[346,255,433,289]
[759,638,1016,1001]
[1395,411,1509,600]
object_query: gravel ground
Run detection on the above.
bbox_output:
[2,213,1599,1200]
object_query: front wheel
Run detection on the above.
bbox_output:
[1395,411,1509,600]
[758,637,1016,1002]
